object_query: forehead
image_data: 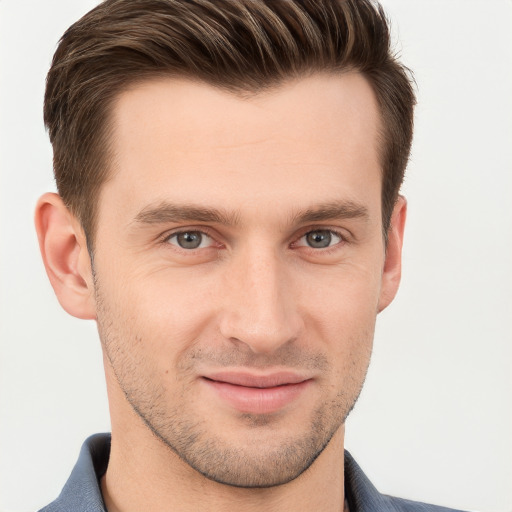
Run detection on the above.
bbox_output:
[102,73,381,224]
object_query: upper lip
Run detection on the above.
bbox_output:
[203,371,310,388]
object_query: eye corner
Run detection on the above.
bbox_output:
[162,229,219,251]
[293,228,345,250]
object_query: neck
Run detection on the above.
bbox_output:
[102,428,345,512]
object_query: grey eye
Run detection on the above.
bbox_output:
[304,230,341,249]
[171,231,206,249]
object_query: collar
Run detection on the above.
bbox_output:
[39,433,464,512]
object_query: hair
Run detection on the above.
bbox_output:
[44,0,415,247]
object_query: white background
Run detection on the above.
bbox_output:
[0,1,511,511]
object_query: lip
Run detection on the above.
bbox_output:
[201,371,312,414]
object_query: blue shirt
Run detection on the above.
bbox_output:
[38,433,468,512]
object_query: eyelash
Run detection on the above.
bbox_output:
[159,226,347,253]
[160,227,219,249]
[292,228,346,252]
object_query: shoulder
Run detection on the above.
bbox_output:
[37,434,110,512]
[379,494,469,512]
[344,451,471,512]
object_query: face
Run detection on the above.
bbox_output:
[91,73,399,487]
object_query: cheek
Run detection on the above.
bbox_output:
[296,264,380,372]
[299,261,382,329]
[96,265,220,357]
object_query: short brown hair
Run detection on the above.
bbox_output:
[44,0,415,246]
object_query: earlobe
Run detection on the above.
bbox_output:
[35,192,96,320]
[378,195,407,313]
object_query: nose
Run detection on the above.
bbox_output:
[219,247,303,355]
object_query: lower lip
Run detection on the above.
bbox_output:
[202,378,311,414]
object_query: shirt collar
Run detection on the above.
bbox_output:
[41,433,412,512]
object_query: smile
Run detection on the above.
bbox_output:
[201,372,312,414]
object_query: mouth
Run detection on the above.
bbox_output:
[201,371,312,414]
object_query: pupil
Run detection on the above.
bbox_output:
[177,232,202,249]
[307,230,331,248]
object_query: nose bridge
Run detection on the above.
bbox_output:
[219,244,302,353]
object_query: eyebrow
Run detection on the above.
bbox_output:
[133,202,241,226]
[291,200,369,224]
[133,199,369,227]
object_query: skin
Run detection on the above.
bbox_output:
[36,72,406,512]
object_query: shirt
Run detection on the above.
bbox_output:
[38,433,468,512]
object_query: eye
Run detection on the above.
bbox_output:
[166,231,214,250]
[297,229,343,249]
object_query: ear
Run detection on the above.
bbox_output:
[35,192,96,320]
[378,195,407,313]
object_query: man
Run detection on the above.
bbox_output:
[33,1,465,511]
